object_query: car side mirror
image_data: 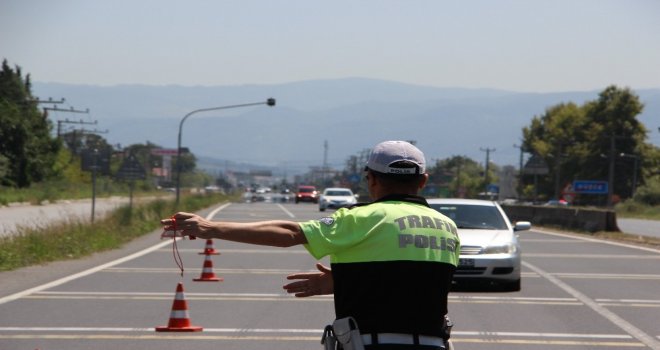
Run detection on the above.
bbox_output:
[513,221,531,231]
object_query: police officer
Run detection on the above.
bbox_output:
[162,140,460,350]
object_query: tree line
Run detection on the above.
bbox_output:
[0,59,204,199]
[2,58,659,206]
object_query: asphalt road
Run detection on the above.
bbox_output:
[617,218,660,239]
[1,201,660,350]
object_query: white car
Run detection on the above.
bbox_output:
[427,198,531,291]
[319,188,358,211]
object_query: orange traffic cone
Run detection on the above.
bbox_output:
[155,283,203,332]
[198,239,220,255]
[193,254,223,282]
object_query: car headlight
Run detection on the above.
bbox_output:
[482,243,517,254]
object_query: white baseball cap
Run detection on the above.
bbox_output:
[365,141,426,175]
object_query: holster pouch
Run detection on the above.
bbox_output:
[442,315,453,340]
[332,317,365,350]
[321,325,336,350]
[443,315,454,349]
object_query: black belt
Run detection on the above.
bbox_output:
[362,333,444,346]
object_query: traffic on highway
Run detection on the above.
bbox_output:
[1,201,659,350]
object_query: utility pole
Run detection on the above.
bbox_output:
[79,127,109,136]
[605,133,633,208]
[56,118,97,138]
[480,147,496,185]
[455,158,462,197]
[513,143,525,199]
[30,97,66,105]
[607,134,616,208]
[553,139,571,200]
[322,140,328,186]
[42,105,93,138]
[28,97,65,119]
[619,153,639,198]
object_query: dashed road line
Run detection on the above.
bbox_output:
[20,291,660,308]
[0,327,649,347]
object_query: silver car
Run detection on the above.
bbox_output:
[319,187,358,211]
[427,198,531,291]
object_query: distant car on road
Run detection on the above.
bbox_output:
[318,187,357,211]
[255,187,271,194]
[427,198,531,291]
[295,185,319,204]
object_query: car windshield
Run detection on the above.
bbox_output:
[429,204,507,230]
[298,188,314,193]
[326,190,352,196]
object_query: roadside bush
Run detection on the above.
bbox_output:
[633,175,660,206]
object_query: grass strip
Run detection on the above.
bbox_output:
[0,193,233,272]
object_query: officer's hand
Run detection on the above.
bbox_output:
[161,212,214,239]
[283,263,333,297]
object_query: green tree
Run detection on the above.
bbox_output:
[427,156,493,198]
[581,86,647,203]
[0,59,61,187]
[522,102,588,200]
[521,85,655,204]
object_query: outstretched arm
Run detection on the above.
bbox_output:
[161,212,307,247]
[283,263,333,297]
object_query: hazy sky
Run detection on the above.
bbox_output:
[2,0,659,92]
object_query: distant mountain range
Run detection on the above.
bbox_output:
[32,78,660,175]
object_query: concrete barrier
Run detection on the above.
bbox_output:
[501,205,619,233]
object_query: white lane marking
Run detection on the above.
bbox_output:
[35,291,307,297]
[276,203,295,218]
[526,253,660,259]
[531,228,660,254]
[24,291,660,308]
[156,248,309,254]
[523,260,660,350]
[454,330,632,339]
[101,267,660,281]
[0,327,320,333]
[206,202,231,219]
[105,267,317,274]
[521,238,591,243]
[552,273,660,280]
[0,239,174,306]
[597,298,660,304]
[0,327,649,347]
[27,291,581,302]
[0,327,637,339]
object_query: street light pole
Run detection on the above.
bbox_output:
[513,143,524,200]
[175,98,276,205]
[619,153,639,198]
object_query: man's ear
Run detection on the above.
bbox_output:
[368,172,378,188]
[418,173,429,190]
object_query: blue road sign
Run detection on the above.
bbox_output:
[349,174,361,184]
[573,180,608,194]
[486,184,500,194]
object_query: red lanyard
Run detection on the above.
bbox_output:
[169,215,185,277]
